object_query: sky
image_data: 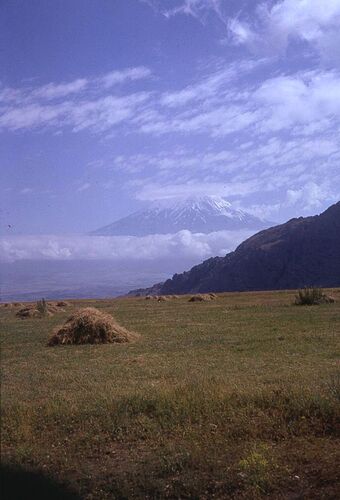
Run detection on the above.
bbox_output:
[1,0,340,239]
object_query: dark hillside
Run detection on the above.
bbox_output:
[140,202,340,295]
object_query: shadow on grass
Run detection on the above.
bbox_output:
[1,464,80,500]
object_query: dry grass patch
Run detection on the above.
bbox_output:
[47,307,138,346]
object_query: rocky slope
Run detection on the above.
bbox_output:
[129,202,340,295]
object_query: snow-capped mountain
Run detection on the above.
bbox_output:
[92,196,272,236]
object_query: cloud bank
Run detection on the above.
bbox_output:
[0,230,254,264]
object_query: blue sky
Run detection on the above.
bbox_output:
[1,0,340,236]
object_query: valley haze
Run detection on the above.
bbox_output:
[2,201,339,302]
[1,196,272,301]
[2,198,339,302]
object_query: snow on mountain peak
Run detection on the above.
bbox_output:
[149,195,231,212]
[92,195,272,236]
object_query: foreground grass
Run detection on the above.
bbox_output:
[1,290,340,498]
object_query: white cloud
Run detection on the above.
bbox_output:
[135,179,263,201]
[286,181,336,210]
[70,93,150,133]
[1,60,339,142]
[103,123,339,204]
[254,71,340,131]
[143,0,225,21]
[1,60,339,216]
[141,68,340,139]
[0,66,152,131]
[32,79,88,100]
[243,181,338,220]
[160,67,231,107]
[228,0,340,61]
[145,0,340,63]
[0,92,150,132]
[0,101,71,131]
[0,230,254,263]
[241,202,281,221]
[139,104,259,137]
[0,66,151,105]
[140,68,340,140]
[99,66,151,88]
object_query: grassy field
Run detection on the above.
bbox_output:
[1,290,340,499]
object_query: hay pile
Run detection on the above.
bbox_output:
[189,295,206,302]
[55,301,70,308]
[16,305,53,318]
[48,307,138,346]
[188,294,216,302]
[0,302,25,309]
[157,296,169,302]
[16,301,67,319]
[322,295,335,303]
[145,294,176,301]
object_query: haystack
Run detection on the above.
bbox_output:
[48,307,138,346]
[323,295,335,303]
[145,295,152,300]
[55,301,70,308]
[16,300,66,319]
[157,296,168,302]
[47,304,61,313]
[209,293,217,299]
[16,305,53,319]
[188,294,212,302]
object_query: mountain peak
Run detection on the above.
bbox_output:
[92,196,272,236]
[149,195,231,209]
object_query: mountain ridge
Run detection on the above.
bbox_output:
[128,201,340,295]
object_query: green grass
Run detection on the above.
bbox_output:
[1,289,340,498]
